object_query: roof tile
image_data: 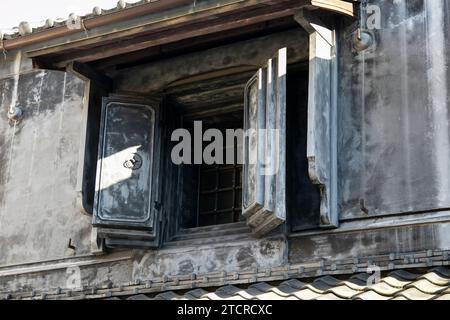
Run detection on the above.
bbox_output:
[316,276,342,287]
[327,285,361,299]
[353,290,392,301]
[280,279,307,290]
[433,294,450,300]
[407,279,448,294]
[291,288,323,300]
[342,278,368,291]
[432,267,450,278]
[102,267,450,300]
[315,293,345,300]
[390,296,408,300]
[381,276,413,289]
[127,294,152,300]
[389,269,420,281]
[395,288,436,300]
[154,292,186,300]
[420,271,450,286]
[308,280,334,293]
[184,289,209,300]
[254,292,292,300]
[368,282,403,296]
[248,282,273,293]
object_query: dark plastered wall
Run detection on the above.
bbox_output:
[0,68,92,265]
[337,0,450,220]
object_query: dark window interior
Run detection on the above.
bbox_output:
[178,112,244,229]
[286,64,321,231]
[197,150,243,227]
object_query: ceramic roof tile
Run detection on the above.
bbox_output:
[248,282,273,293]
[307,279,335,293]
[342,278,368,291]
[390,296,408,300]
[367,282,403,296]
[154,291,186,300]
[350,273,371,283]
[388,269,420,281]
[104,268,450,301]
[395,288,436,300]
[291,288,323,300]
[327,285,362,299]
[202,288,251,301]
[315,293,345,300]
[201,293,230,300]
[254,292,292,300]
[407,279,448,294]
[275,283,306,296]
[381,276,412,289]
[233,289,260,300]
[315,276,342,287]
[280,279,307,290]
[419,270,450,286]
[267,286,300,298]
[353,290,392,301]
[432,267,450,278]
[238,287,267,299]
[215,285,242,297]
[203,286,242,300]
[126,294,151,300]
[221,295,248,301]
[433,294,450,300]
[184,289,209,300]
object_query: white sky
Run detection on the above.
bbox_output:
[0,0,121,30]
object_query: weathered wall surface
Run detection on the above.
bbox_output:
[0,53,92,266]
[0,237,286,294]
[289,215,450,264]
[338,0,450,219]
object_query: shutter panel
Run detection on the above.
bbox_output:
[93,97,161,247]
[243,48,287,237]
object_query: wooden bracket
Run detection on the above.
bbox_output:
[294,8,340,229]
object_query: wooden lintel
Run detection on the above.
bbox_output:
[52,7,300,68]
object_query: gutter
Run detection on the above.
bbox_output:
[0,0,193,52]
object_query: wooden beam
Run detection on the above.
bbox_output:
[90,17,295,70]
[67,61,113,92]
[52,3,300,67]
[25,0,293,59]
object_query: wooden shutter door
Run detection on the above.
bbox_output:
[243,48,287,237]
[93,97,161,247]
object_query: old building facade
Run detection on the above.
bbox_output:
[0,0,449,300]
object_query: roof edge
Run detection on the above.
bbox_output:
[0,0,193,52]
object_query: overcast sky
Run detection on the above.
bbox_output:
[0,0,122,30]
